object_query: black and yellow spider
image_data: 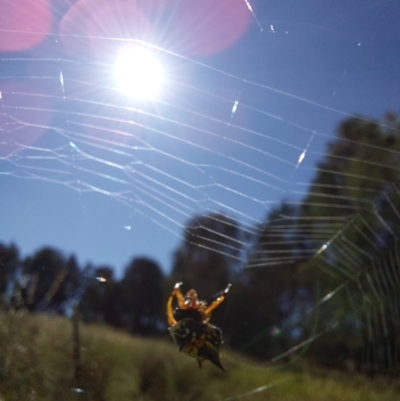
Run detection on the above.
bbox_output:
[167,282,231,370]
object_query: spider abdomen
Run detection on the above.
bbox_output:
[169,318,225,370]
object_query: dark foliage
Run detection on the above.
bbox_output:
[79,265,123,327]
[120,257,165,335]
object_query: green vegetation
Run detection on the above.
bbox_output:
[0,311,398,401]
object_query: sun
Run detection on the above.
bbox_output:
[114,45,164,99]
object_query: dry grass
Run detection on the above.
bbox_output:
[0,311,398,401]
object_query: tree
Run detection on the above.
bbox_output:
[63,255,81,308]
[120,257,165,335]
[0,243,20,306]
[302,113,400,237]
[170,212,246,299]
[22,247,80,313]
[297,113,400,372]
[225,202,305,359]
[79,265,122,326]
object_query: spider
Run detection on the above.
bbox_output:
[167,282,231,371]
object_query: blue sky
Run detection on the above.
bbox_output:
[1,0,399,276]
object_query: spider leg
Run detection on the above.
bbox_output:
[167,294,177,326]
[203,283,232,318]
[167,282,183,326]
[172,282,186,308]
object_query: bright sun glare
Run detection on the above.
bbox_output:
[114,45,164,99]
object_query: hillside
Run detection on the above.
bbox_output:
[0,311,398,401]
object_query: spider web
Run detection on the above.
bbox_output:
[1,0,400,396]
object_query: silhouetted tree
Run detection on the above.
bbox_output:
[63,255,81,306]
[79,265,122,326]
[297,112,400,372]
[121,257,165,335]
[225,202,304,359]
[0,242,20,306]
[170,212,246,299]
[224,113,400,371]
[22,247,74,313]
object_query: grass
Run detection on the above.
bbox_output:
[0,311,398,401]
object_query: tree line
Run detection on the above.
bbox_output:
[1,112,399,375]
